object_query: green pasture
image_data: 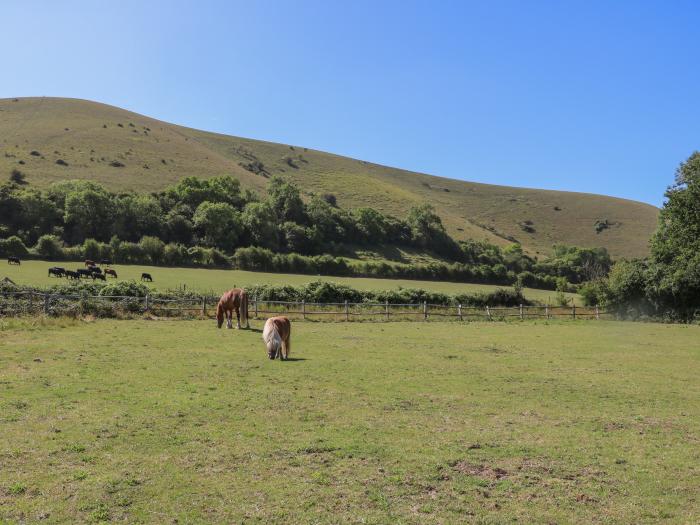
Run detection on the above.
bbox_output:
[2,259,580,305]
[1,319,698,523]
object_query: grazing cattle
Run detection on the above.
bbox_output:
[48,267,66,277]
[100,258,113,265]
[65,270,80,280]
[77,268,92,278]
[92,273,106,281]
[104,268,118,278]
[84,259,96,268]
[216,288,249,329]
[89,266,103,275]
[141,273,153,282]
[7,256,20,265]
[263,316,292,360]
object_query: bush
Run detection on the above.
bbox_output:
[0,236,29,257]
[35,235,64,260]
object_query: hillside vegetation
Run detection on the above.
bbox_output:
[0,97,657,258]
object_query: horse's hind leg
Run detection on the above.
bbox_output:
[235,307,241,329]
[226,310,233,329]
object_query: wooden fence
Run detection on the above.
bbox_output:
[0,291,608,321]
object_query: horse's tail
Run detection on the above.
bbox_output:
[241,290,249,327]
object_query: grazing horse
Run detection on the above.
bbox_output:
[7,256,20,265]
[141,273,153,282]
[216,288,249,329]
[48,267,65,277]
[104,268,117,278]
[263,316,291,360]
[84,259,96,268]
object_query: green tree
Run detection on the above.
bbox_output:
[267,176,306,223]
[192,201,242,250]
[140,236,166,265]
[35,234,64,260]
[242,202,279,249]
[113,194,164,242]
[63,187,115,243]
[353,207,388,243]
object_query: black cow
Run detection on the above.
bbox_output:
[77,268,92,278]
[65,270,80,280]
[141,273,153,282]
[89,266,103,275]
[48,267,66,277]
[92,273,106,281]
[7,256,20,265]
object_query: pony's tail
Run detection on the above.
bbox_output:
[263,319,282,358]
[241,290,249,327]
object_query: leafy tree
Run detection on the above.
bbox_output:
[651,151,700,263]
[83,238,101,261]
[163,204,194,245]
[280,221,317,254]
[166,176,242,210]
[113,194,164,242]
[192,201,242,250]
[63,186,115,243]
[353,207,388,243]
[242,202,279,250]
[35,234,64,260]
[267,176,306,223]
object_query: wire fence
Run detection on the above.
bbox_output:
[0,291,609,321]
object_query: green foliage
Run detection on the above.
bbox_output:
[0,235,29,257]
[192,201,242,250]
[35,235,64,260]
[267,176,306,223]
[241,202,278,250]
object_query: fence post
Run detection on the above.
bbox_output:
[545,304,550,319]
[458,304,463,322]
[302,300,306,320]
[572,304,576,319]
[145,294,150,312]
[344,300,349,322]
[519,304,523,320]
[201,296,206,317]
[486,305,492,321]
[385,300,389,321]
[43,293,49,315]
[254,295,258,319]
[595,305,599,320]
[423,301,428,320]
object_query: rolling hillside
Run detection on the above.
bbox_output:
[0,97,658,258]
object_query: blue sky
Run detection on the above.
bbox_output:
[2,0,698,206]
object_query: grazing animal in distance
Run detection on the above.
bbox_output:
[104,268,117,278]
[216,288,249,329]
[84,259,96,268]
[92,273,106,281]
[7,256,20,265]
[89,266,102,275]
[141,273,153,282]
[48,267,65,277]
[77,268,92,278]
[65,270,79,280]
[263,316,291,360]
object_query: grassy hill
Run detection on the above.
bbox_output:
[0,97,658,258]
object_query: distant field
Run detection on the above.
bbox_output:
[2,259,580,305]
[1,319,698,523]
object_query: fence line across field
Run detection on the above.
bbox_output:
[0,291,605,321]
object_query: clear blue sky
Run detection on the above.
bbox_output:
[3,0,698,206]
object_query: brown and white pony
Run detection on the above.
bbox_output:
[263,316,291,360]
[216,288,249,329]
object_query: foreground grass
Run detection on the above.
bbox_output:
[2,259,580,305]
[1,319,698,523]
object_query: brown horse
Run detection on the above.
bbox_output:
[262,316,291,360]
[216,288,249,329]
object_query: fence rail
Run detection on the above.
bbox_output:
[0,291,608,321]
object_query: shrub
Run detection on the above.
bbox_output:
[35,235,64,260]
[0,236,29,257]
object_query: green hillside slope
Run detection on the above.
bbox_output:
[0,97,658,258]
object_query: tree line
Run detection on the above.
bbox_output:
[0,173,612,289]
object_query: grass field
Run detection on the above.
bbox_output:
[2,259,581,305]
[1,318,698,523]
[0,97,658,258]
